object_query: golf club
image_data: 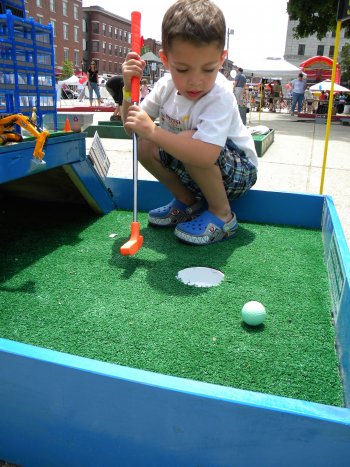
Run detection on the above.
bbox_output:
[120,11,144,256]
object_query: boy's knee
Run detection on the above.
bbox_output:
[138,139,159,164]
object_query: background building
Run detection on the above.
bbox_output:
[25,0,83,75]
[284,19,349,68]
[24,1,132,77]
[82,5,130,76]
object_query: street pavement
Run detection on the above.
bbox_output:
[85,109,350,247]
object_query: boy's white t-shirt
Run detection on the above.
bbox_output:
[141,72,258,168]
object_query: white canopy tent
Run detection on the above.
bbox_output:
[309,79,350,92]
[58,75,80,85]
[56,75,80,104]
[237,57,303,83]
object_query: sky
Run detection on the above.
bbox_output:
[82,0,290,66]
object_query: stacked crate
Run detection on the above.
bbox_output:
[0,5,57,128]
[0,0,25,18]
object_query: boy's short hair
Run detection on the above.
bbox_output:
[161,0,226,54]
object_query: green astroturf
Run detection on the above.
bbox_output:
[0,199,344,407]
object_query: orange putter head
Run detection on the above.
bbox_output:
[120,222,144,256]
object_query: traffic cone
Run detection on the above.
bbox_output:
[64,117,72,132]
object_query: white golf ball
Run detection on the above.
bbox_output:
[241,301,266,326]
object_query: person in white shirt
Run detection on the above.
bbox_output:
[121,0,258,246]
[290,73,307,116]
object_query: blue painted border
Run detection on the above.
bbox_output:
[1,338,350,467]
[105,178,324,228]
[0,133,86,184]
[322,196,350,406]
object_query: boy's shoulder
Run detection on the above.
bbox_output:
[153,73,175,94]
[211,72,233,96]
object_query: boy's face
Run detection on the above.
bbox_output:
[160,39,226,101]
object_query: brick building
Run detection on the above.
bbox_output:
[82,5,131,76]
[25,0,83,75]
[24,1,132,76]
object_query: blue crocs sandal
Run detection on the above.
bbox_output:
[174,210,238,245]
[148,198,206,227]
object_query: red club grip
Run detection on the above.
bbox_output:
[131,11,141,103]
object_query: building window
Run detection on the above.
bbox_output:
[119,29,123,41]
[49,0,55,12]
[102,42,106,54]
[102,23,106,36]
[298,44,305,55]
[64,48,69,61]
[92,41,99,52]
[115,27,118,39]
[317,45,324,56]
[36,0,42,7]
[63,23,69,40]
[82,19,87,33]
[83,38,87,51]
[108,43,112,55]
[329,45,334,57]
[102,60,106,72]
[74,4,79,20]
[114,45,118,56]
[109,25,112,37]
[119,46,122,57]
[92,22,99,34]
[37,14,43,24]
[74,50,79,67]
[74,26,79,43]
[108,61,112,72]
[124,30,127,42]
[123,47,127,58]
[62,1,68,17]
[50,19,56,37]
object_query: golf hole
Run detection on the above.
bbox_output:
[176,267,225,287]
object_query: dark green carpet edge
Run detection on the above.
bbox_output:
[0,199,344,407]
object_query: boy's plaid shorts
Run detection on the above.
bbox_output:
[159,137,257,200]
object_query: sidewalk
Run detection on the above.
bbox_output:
[85,110,350,247]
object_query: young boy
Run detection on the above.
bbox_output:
[121,0,258,246]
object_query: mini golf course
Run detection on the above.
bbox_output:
[0,197,343,406]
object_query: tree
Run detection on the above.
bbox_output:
[287,0,350,40]
[340,43,350,83]
[59,60,74,80]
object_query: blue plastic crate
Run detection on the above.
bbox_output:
[0,0,25,18]
[0,9,57,128]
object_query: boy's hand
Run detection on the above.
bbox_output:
[125,105,156,139]
[122,52,145,91]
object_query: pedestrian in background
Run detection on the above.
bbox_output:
[87,61,102,107]
[106,75,124,121]
[290,73,307,116]
[234,68,247,106]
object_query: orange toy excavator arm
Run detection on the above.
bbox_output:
[0,114,49,160]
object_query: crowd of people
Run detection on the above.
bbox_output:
[230,71,350,116]
[74,61,350,120]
